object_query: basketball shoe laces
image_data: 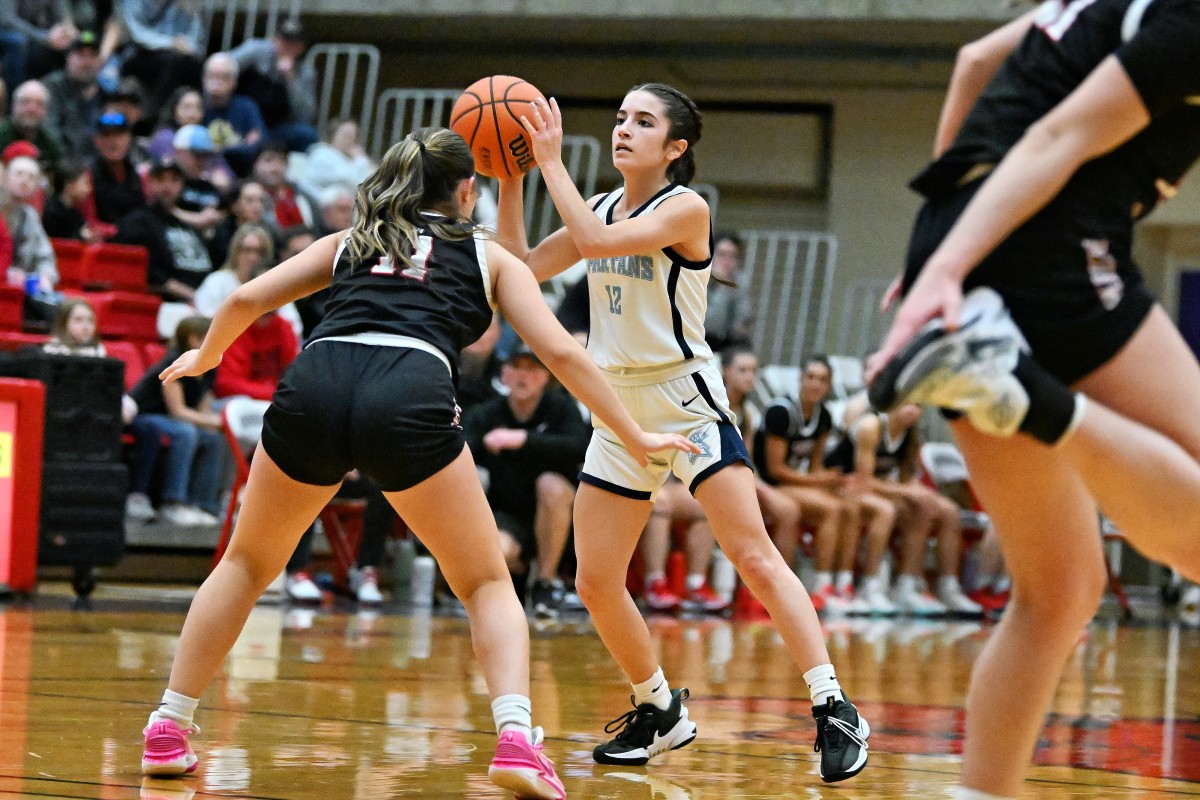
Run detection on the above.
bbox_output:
[815,713,868,754]
[604,688,690,744]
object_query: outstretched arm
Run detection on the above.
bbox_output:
[161,233,340,383]
[486,240,697,465]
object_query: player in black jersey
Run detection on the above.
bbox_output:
[866,2,1200,798]
[137,127,700,800]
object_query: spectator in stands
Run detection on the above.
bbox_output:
[230,18,318,153]
[206,178,271,268]
[827,396,981,616]
[194,223,302,337]
[639,480,728,614]
[463,345,590,618]
[126,315,223,527]
[2,152,57,300]
[89,110,144,226]
[0,0,75,81]
[42,158,98,241]
[42,29,101,158]
[114,156,212,303]
[119,0,203,119]
[170,123,229,234]
[201,52,265,177]
[0,80,65,176]
[42,296,104,355]
[212,304,297,403]
[704,232,753,353]
[252,141,313,229]
[150,87,221,169]
[555,274,589,344]
[752,355,862,614]
[316,183,355,236]
[104,78,150,143]
[298,118,373,197]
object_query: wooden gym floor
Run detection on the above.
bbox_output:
[0,585,1197,799]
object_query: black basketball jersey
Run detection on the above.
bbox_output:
[915,0,1200,220]
[307,217,495,381]
[822,413,914,480]
[752,398,833,485]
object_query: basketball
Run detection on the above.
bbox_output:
[450,75,542,179]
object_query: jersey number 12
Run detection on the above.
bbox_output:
[605,284,623,315]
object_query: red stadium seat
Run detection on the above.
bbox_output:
[87,292,161,342]
[82,243,150,293]
[50,239,87,292]
[142,341,166,368]
[0,331,48,351]
[103,339,146,391]
[0,286,23,331]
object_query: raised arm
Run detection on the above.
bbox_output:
[519,97,710,259]
[486,239,696,465]
[494,174,589,283]
[161,232,340,384]
[934,9,1039,157]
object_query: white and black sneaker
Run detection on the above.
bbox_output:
[812,695,870,783]
[869,287,1031,437]
[593,688,697,766]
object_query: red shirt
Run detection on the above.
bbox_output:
[214,314,299,400]
[270,184,304,228]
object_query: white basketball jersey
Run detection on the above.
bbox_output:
[585,185,713,379]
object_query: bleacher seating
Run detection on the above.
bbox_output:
[50,239,87,293]
[104,340,147,391]
[82,244,149,293]
[0,287,23,332]
[304,43,381,144]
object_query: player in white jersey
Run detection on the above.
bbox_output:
[496,84,869,783]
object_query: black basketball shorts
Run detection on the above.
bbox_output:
[903,182,1154,386]
[261,342,465,492]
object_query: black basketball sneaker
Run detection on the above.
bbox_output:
[812,695,870,783]
[592,688,697,766]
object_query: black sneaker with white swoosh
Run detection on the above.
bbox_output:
[592,688,697,765]
[812,695,870,782]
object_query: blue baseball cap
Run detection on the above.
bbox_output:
[172,124,215,153]
[96,111,131,132]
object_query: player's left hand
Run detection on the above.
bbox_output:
[627,431,701,468]
[866,267,962,384]
[160,349,221,385]
[520,96,563,167]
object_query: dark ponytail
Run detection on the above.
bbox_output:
[630,82,702,186]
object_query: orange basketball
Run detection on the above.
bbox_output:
[450,75,542,179]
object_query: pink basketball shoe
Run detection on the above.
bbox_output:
[488,727,566,799]
[141,720,199,776]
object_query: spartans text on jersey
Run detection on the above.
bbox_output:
[588,255,655,281]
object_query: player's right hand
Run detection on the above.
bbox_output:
[160,349,221,385]
[627,432,701,468]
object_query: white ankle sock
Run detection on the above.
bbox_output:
[938,575,963,595]
[685,573,705,592]
[149,689,199,729]
[896,574,919,594]
[491,694,533,740]
[645,571,666,589]
[803,663,844,705]
[812,571,833,591]
[953,787,1013,800]
[632,667,672,710]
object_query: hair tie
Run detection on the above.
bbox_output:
[416,139,426,155]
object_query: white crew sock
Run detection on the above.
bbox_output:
[491,694,533,740]
[812,571,834,592]
[148,689,199,729]
[803,663,844,706]
[895,574,919,595]
[938,575,963,596]
[685,573,705,592]
[632,667,672,710]
[644,571,666,588]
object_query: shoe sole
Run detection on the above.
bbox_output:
[820,716,870,783]
[488,765,564,799]
[141,755,198,776]
[592,715,698,766]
